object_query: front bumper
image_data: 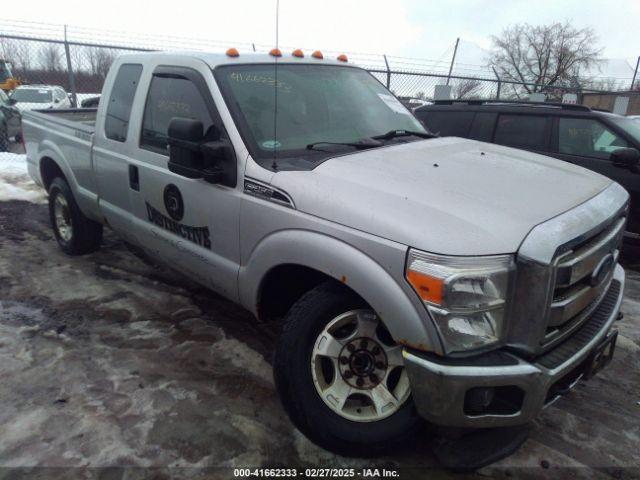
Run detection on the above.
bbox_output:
[403,264,625,428]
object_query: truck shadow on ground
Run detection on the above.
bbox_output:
[0,199,638,478]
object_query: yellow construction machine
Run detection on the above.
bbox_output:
[0,59,21,92]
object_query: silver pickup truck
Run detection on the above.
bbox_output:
[23,50,628,456]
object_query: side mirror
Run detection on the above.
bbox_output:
[167,117,235,185]
[611,148,640,170]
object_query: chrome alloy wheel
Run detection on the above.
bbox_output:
[311,309,411,422]
[54,195,73,242]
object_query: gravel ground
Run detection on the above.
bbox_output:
[0,179,639,478]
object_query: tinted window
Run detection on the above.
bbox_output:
[468,112,497,141]
[417,111,474,137]
[494,114,548,150]
[105,64,143,142]
[558,117,629,159]
[140,75,214,154]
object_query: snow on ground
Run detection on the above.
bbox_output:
[0,153,47,203]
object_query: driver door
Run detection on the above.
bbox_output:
[127,64,241,300]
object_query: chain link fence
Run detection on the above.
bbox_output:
[0,21,637,156]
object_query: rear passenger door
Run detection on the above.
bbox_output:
[492,114,551,154]
[127,65,241,299]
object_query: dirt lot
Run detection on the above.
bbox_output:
[0,181,639,478]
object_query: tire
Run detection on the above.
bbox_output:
[274,281,423,457]
[48,177,103,255]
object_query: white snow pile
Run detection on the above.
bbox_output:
[0,154,46,203]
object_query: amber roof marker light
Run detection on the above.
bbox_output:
[337,54,348,62]
[292,49,304,58]
[226,48,239,57]
[270,48,283,57]
[312,50,323,59]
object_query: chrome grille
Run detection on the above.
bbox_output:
[542,216,625,346]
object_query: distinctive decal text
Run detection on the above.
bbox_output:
[145,202,211,249]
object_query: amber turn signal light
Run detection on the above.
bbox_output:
[312,50,323,59]
[270,48,283,57]
[292,49,304,58]
[226,48,239,57]
[406,270,444,305]
[337,54,348,62]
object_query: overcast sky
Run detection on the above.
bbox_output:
[5,0,640,63]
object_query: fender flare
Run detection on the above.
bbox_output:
[37,140,101,220]
[37,140,74,187]
[239,229,443,354]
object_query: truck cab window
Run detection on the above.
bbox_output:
[558,117,629,159]
[105,64,143,142]
[494,114,548,150]
[140,76,215,154]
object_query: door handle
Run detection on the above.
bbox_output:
[129,165,139,191]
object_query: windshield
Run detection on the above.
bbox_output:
[215,64,426,165]
[609,115,640,143]
[11,89,52,103]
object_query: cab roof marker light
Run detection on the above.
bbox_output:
[337,54,348,62]
[226,48,239,57]
[312,50,323,59]
[292,49,304,58]
[270,48,283,57]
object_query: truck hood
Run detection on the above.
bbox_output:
[272,137,612,255]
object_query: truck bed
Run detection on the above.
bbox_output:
[29,108,97,134]
[22,107,101,219]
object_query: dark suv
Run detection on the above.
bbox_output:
[414,100,640,244]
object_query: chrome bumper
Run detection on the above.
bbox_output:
[404,264,625,428]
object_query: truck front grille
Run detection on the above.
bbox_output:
[541,216,625,348]
[537,279,621,369]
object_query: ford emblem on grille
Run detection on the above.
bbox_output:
[591,253,615,287]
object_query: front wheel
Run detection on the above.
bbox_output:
[274,282,422,456]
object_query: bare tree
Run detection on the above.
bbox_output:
[488,22,602,97]
[0,38,32,74]
[87,47,116,78]
[11,41,32,73]
[39,44,62,72]
[453,78,483,99]
[69,44,87,73]
[581,76,625,92]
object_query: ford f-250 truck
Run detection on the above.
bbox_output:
[23,50,628,456]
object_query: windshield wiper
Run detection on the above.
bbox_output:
[306,138,383,151]
[371,129,438,141]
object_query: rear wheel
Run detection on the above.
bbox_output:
[48,177,103,255]
[274,282,422,456]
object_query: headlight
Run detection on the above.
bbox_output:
[405,249,514,353]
